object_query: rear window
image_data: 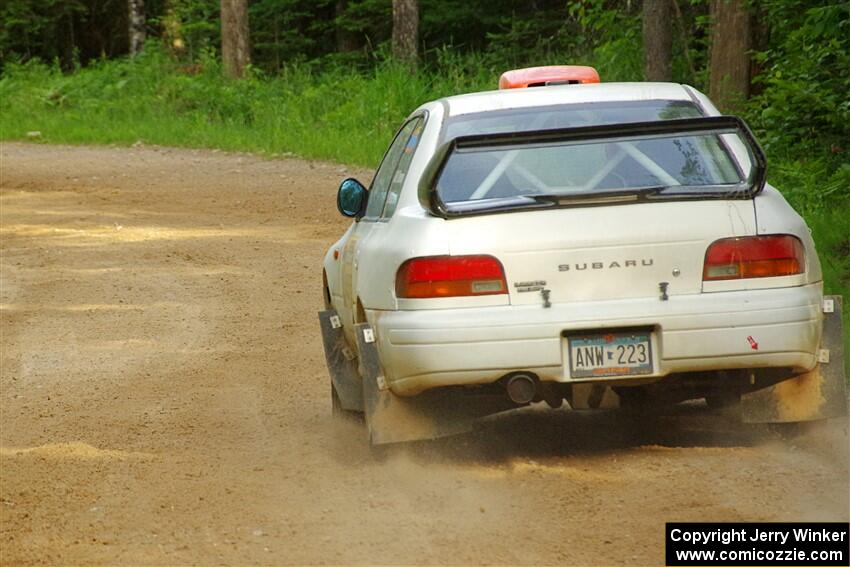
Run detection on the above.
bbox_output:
[429,116,765,216]
[441,100,702,142]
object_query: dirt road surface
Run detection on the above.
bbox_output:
[1,142,848,566]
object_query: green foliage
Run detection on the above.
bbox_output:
[156,0,221,60]
[2,0,654,74]
[1,0,86,65]
[576,11,642,82]
[0,0,143,68]
[0,46,477,164]
[251,0,328,69]
[749,2,850,165]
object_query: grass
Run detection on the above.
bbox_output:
[0,49,493,166]
[1,48,848,374]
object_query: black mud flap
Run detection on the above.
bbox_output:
[318,310,363,412]
[741,295,848,423]
[354,322,514,445]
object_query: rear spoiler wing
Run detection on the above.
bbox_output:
[418,116,767,218]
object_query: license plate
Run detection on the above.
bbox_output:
[567,331,653,379]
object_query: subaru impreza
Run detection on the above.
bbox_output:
[318,66,846,445]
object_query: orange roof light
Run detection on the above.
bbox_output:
[498,65,600,90]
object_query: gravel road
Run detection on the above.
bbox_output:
[1,142,848,566]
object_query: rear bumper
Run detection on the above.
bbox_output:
[370,283,823,396]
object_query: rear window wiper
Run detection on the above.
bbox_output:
[443,187,666,214]
[530,185,672,202]
[540,183,752,201]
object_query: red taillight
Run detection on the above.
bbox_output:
[396,255,508,299]
[703,235,805,281]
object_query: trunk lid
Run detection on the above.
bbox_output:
[446,199,756,305]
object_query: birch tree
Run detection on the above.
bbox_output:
[128,0,145,56]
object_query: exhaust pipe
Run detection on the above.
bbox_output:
[505,373,537,404]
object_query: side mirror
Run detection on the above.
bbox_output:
[337,178,367,218]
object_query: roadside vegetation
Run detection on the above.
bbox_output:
[1,1,847,352]
[0,50,491,166]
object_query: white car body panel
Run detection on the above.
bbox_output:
[444,199,757,305]
[372,283,821,395]
[443,82,693,117]
[322,82,823,397]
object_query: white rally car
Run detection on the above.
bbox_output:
[318,66,847,445]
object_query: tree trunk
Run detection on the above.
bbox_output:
[748,2,769,98]
[392,0,418,68]
[335,0,361,53]
[708,0,751,111]
[60,12,75,70]
[128,0,145,56]
[221,0,250,79]
[643,0,672,81]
